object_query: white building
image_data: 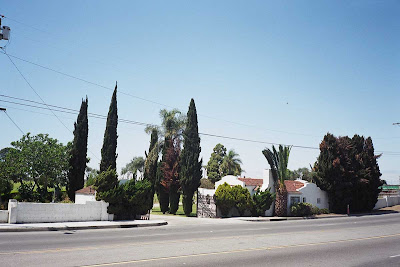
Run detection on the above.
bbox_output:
[284,179,329,215]
[75,186,96,204]
[198,169,329,217]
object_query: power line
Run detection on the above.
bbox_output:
[2,50,101,161]
[3,95,400,156]
[0,51,326,138]
[1,109,24,135]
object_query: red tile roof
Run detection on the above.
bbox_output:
[238,178,264,187]
[75,186,96,195]
[284,180,305,193]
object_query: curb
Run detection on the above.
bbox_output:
[0,221,168,232]
[240,214,349,222]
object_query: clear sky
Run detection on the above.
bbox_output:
[0,1,399,183]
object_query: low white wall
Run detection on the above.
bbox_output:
[8,200,111,224]
[374,196,400,210]
[0,210,8,223]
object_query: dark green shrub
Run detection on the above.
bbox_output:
[291,202,313,216]
[199,178,215,189]
[215,182,235,217]
[319,208,329,214]
[252,188,275,216]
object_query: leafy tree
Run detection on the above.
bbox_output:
[313,133,383,213]
[144,128,159,208]
[288,167,316,182]
[67,98,88,201]
[215,182,235,217]
[252,188,275,216]
[121,157,145,179]
[262,145,291,216]
[3,133,69,202]
[180,99,202,216]
[0,148,13,203]
[100,83,118,173]
[206,144,226,183]
[220,149,243,177]
[157,109,185,214]
[161,138,181,214]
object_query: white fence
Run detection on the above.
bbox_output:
[8,199,113,224]
[0,210,8,223]
[374,196,400,210]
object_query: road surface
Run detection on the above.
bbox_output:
[1,213,400,266]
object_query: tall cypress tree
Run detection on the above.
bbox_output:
[180,99,202,216]
[100,83,118,173]
[67,97,88,201]
[144,128,159,208]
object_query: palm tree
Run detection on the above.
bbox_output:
[220,149,242,176]
[262,145,291,216]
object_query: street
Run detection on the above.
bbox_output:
[1,213,400,266]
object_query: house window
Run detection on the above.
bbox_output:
[290,196,300,206]
[303,197,306,203]
[317,198,321,204]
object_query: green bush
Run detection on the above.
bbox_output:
[215,182,235,217]
[290,202,313,216]
[319,208,329,214]
[252,188,275,216]
[199,178,215,189]
[231,185,253,216]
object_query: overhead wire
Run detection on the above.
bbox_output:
[2,95,400,156]
[1,109,24,135]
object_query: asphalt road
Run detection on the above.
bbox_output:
[1,213,400,266]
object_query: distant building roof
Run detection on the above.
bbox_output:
[75,186,96,195]
[285,180,305,193]
[238,178,264,187]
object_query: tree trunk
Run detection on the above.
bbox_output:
[274,186,287,217]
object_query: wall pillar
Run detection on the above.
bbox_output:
[8,199,18,224]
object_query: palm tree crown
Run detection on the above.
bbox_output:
[262,145,291,188]
[221,149,242,176]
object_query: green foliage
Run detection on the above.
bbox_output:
[0,148,13,203]
[1,133,69,202]
[94,168,119,202]
[144,128,159,209]
[100,84,118,173]
[314,133,383,213]
[121,157,145,178]
[252,188,275,216]
[180,99,202,216]
[290,202,313,217]
[85,167,99,187]
[67,98,88,201]
[215,182,235,217]
[231,185,253,216]
[262,145,291,216]
[206,144,226,183]
[288,167,316,182]
[199,178,215,189]
[220,149,242,177]
[94,168,152,219]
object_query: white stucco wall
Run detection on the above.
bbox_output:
[75,193,96,204]
[374,196,400,210]
[286,180,329,214]
[261,169,275,216]
[8,200,111,223]
[0,210,8,223]
[215,175,245,189]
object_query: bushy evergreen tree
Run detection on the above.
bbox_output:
[314,133,383,213]
[180,99,202,216]
[206,144,226,183]
[67,98,88,201]
[144,128,159,208]
[100,83,118,172]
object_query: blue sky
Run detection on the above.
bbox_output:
[0,1,399,183]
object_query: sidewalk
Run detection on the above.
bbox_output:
[0,219,167,232]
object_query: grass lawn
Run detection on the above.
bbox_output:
[152,203,197,217]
